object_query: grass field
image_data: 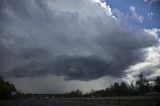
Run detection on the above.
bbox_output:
[55,96,159,106]
[0,96,159,106]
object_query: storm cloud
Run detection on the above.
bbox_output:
[0,0,158,81]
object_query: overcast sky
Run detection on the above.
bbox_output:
[0,0,160,93]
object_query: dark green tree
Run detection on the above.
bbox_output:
[154,76,160,93]
[69,89,82,98]
[119,82,129,96]
[128,83,136,95]
[111,82,121,96]
[0,76,17,99]
[155,76,160,85]
[136,72,150,94]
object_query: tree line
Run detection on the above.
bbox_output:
[55,73,160,98]
[0,72,160,99]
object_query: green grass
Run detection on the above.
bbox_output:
[0,96,159,106]
[55,96,159,106]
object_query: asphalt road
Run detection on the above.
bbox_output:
[0,99,120,106]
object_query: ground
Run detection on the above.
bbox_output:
[0,98,122,106]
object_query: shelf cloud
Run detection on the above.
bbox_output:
[0,0,158,81]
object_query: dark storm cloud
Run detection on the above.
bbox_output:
[9,55,130,80]
[0,0,158,80]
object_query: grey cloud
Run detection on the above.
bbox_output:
[6,76,117,93]
[0,0,158,81]
[9,56,116,80]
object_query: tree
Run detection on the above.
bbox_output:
[154,76,160,93]
[0,77,4,82]
[155,76,160,85]
[69,89,82,98]
[119,82,129,96]
[111,82,121,96]
[136,72,150,94]
[0,76,17,99]
[128,83,136,95]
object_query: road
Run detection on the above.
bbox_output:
[0,99,121,106]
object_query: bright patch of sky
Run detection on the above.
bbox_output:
[106,0,160,28]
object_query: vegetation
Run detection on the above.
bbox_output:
[54,72,159,98]
[136,72,150,93]
[0,73,160,99]
[0,77,17,99]
[0,73,159,106]
[154,76,160,93]
[57,96,157,106]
